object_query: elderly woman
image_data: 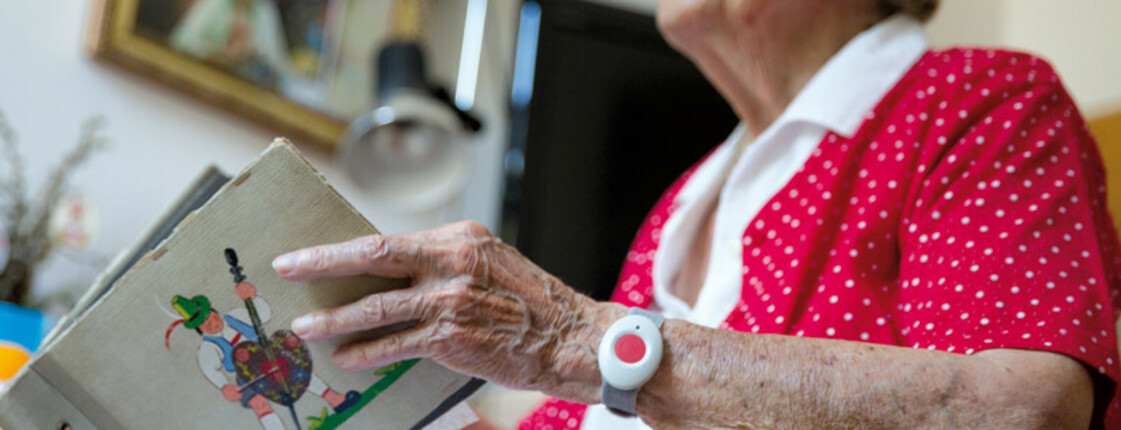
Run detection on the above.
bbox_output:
[272,0,1121,428]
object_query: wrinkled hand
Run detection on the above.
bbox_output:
[272,221,621,402]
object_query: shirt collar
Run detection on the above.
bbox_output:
[781,14,930,138]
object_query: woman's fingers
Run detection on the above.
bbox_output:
[273,234,425,281]
[274,222,494,282]
[332,324,438,371]
[394,221,488,242]
[291,289,431,341]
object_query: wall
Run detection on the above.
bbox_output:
[927,0,1121,116]
[924,0,1007,48]
[0,0,518,304]
[1002,0,1121,115]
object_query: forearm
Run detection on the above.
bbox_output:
[562,302,1081,429]
[641,322,998,428]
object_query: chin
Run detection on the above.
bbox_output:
[655,0,717,52]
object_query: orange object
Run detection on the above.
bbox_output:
[0,342,32,381]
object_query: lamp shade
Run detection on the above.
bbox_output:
[339,87,470,212]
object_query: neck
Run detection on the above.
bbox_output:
[690,7,883,135]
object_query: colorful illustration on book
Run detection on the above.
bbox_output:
[162,248,419,430]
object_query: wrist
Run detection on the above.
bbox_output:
[547,300,627,404]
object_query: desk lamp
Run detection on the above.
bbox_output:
[339,0,481,213]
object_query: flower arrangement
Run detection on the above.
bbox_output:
[0,110,107,305]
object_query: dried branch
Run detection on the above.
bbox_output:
[0,110,108,305]
[27,116,108,264]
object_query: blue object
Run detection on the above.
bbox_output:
[0,302,46,354]
[0,302,48,382]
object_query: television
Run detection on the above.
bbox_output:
[502,0,739,300]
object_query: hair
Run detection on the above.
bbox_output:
[879,0,940,22]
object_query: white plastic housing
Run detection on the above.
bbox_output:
[597,314,663,390]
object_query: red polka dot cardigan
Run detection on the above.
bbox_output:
[522,48,1121,429]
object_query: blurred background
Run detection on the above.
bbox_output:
[1,0,1119,427]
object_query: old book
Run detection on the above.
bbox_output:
[0,140,483,429]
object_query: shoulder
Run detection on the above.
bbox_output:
[908,48,1070,111]
[918,48,1061,83]
[875,47,1097,212]
[869,48,1074,136]
[889,47,1084,156]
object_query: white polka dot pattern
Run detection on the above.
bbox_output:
[522,49,1121,429]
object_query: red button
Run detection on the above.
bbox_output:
[614,334,646,364]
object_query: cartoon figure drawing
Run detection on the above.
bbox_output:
[165,248,360,430]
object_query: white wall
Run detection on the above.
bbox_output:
[0,0,517,304]
[928,0,1121,116]
[924,0,1007,47]
[1000,0,1121,115]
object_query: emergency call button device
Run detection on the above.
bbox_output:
[598,307,664,416]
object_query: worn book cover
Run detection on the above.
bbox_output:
[0,140,483,429]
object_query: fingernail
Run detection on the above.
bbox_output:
[291,314,313,337]
[273,253,298,275]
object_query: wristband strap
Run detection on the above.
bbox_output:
[601,308,664,417]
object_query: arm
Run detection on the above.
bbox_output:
[577,303,1093,429]
[272,223,1095,430]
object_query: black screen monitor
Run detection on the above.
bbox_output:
[502,0,739,300]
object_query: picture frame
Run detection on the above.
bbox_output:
[86,0,379,150]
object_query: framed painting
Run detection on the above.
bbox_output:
[87,0,393,149]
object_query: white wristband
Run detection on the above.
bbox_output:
[598,307,664,416]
